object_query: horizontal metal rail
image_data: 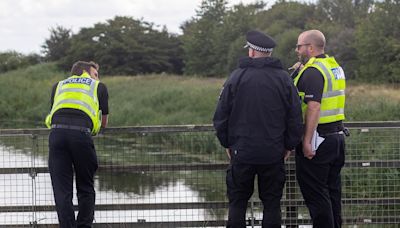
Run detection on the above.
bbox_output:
[1,198,400,213]
[1,216,399,228]
[0,124,214,135]
[1,160,399,175]
[1,121,400,135]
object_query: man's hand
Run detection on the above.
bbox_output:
[302,143,315,159]
[284,149,293,161]
[288,62,303,71]
[225,148,231,160]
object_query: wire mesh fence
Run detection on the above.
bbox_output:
[0,122,399,227]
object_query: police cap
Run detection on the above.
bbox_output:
[244,30,276,53]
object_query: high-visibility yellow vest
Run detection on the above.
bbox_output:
[45,72,101,135]
[293,55,346,124]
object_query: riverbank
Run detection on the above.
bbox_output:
[0,63,399,128]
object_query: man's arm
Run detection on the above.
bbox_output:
[303,101,320,159]
[297,67,324,159]
[98,82,109,128]
[284,80,303,151]
[101,115,108,128]
[49,83,58,110]
[212,82,232,149]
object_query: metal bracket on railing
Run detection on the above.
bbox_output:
[30,134,39,225]
[29,134,38,180]
[29,169,37,179]
[246,217,261,227]
[29,220,38,227]
[30,134,38,141]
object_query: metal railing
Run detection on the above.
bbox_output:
[0,122,399,227]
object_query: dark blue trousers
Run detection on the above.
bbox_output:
[48,128,98,228]
[296,134,345,228]
[226,159,285,228]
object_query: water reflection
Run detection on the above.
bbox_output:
[96,170,226,202]
[0,132,229,224]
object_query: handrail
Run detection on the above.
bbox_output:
[2,198,400,212]
[1,121,400,135]
[1,160,400,174]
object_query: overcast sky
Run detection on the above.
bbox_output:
[0,0,276,55]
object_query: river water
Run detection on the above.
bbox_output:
[0,143,220,225]
[0,136,310,227]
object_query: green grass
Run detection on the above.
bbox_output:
[106,75,222,126]
[0,63,67,128]
[0,63,399,128]
[345,83,400,121]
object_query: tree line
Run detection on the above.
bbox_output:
[1,0,399,82]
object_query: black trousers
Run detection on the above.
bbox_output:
[226,158,285,228]
[48,128,98,228]
[296,134,345,228]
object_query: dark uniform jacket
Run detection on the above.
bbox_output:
[213,57,303,164]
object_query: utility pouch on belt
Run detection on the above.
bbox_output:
[343,128,350,137]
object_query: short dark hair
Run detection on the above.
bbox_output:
[70,61,99,76]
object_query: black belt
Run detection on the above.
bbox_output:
[51,124,91,133]
[320,128,350,137]
[320,131,344,137]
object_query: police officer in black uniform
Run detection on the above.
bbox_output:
[213,30,303,228]
[46,61,109,228]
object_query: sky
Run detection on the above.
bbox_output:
[0,0,275,55]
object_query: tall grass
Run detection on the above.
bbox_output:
[105,75,222,126]
[0,63,399,128]
[0,63,66,128]
[346,83,400,121]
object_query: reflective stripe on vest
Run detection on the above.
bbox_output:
[55,99,96,116]
[294,56,346,124]
[56,79,97,100]
[314,61,333,91]
[45,73,101,135]
[323,90,345,98]
[321,108,344,117]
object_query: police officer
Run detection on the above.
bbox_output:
[45,61,109,228]
[292,30,346,228]
[213,30,303,228]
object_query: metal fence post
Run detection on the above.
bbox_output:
[30,134,39,227]
[250,197,255,228]
[286,161,298,228]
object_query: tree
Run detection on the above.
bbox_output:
[58,16,183,75]
[182,0,265,76]
[0,51,25,73]
[42,26,72,61]
[221,2,265,73]
[311,0,375,79]
[355,0,400,82]
[315,0,374,28]
[181,0,228,76]
[254,1,317,68]
[0,51,42,73]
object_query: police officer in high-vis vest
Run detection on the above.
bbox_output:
[292,30,346,228]
[45,61,109,228]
